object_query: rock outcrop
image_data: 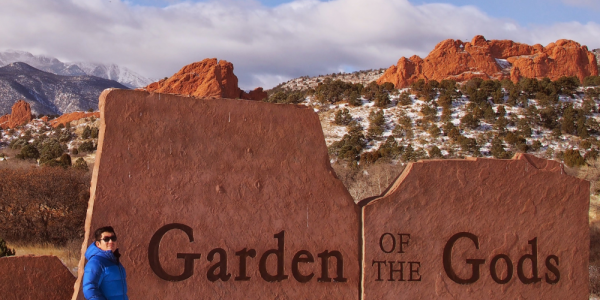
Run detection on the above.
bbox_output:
[0,100,32,129]
[378,35,599,88]
[0,114,9,129]
[241,87,268,101]
[0,255,76,299]
[49,111,100,128]
[144,58,267,101]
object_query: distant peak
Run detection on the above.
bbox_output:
[3,61,38,70]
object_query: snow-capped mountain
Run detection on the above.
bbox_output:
[0,50,152,88]
[0,62,128,115]
[66,62,152,89]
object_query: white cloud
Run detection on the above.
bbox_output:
[0,0,598,89]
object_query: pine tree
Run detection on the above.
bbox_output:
[483,105,496,123]
[492,89,505,104]
[428,125,441,138]
[428,146,443,158]
[460,112,480,130]
[367,110,386,138]
[402,144,416,162]
[577,115,589,138]
[561,104,576,134]
[374,92,391,108]
[491,138,513,159]
[563,149,585,167]
[334,108,353,126]
[398,91,412,106]
[517,118,532,137]
[73,158,89,171]
[82,126,92,139]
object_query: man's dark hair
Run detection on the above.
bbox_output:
[94,226,116,242]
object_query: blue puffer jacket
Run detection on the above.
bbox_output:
[83,243,128,300]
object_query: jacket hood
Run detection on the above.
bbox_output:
[85,242,117,262]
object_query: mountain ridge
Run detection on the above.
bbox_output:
[0,50,152,88]
[0,62,128,115]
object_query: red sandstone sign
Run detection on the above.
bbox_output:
[68,89,589,299]
[360,155,589,299]
[72,89,360,299]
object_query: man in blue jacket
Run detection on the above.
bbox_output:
[83,226,128,300]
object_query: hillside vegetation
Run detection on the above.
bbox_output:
[266,75,600,173]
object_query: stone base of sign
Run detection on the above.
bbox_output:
[72,90,360,299]
[361,154,589,299]
[0,256,75,300]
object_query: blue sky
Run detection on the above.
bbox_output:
[1,0,599,89]
[411,0,600,25]
[128,0,600,25]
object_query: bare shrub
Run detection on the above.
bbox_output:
[0,167,90,245]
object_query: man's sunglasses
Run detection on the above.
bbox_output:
[101,236,117,242]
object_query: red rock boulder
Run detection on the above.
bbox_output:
[378,35,599,88]
[0,100,33,129]
[241,87,268,101]
[9,100,32,128]
[144,58,267,101]
[0,255,76,299]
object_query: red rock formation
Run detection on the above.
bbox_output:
[241,87,268,101]
[378,35,599,88]
[144,58,267,101]
[0,100,32,129]
[9,100,32,128]
[49,111,100,128]
[0,114,9,129]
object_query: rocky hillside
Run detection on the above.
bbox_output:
[273,68,387,92]
[143,58,267,100]
[0,62,127,115]
[263,73,600,181]
[377,35,598,88]
[0,50,152,88]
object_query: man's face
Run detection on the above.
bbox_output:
[96,231,117,252]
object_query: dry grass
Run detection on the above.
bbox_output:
[7,239,83,276]
[0,148,38,170]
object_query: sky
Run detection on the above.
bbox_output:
[0,0,599,89]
